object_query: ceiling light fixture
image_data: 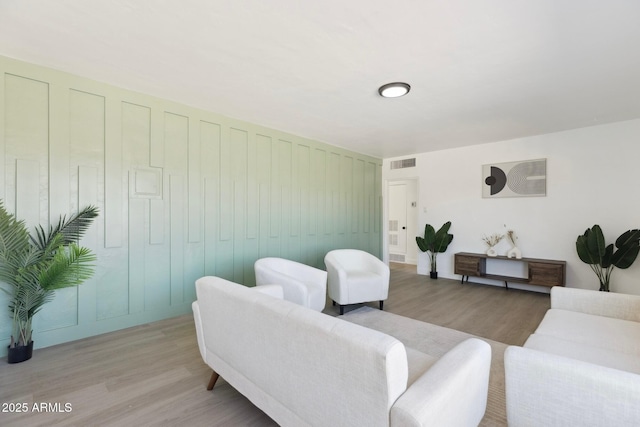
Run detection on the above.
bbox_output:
[378,82,411,98]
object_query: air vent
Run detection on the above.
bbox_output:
[389,220,399,232]
[390,158,416,169]
[389,253,406,262]
[388,234,398,246]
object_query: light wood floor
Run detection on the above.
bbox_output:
[0,263,550,426]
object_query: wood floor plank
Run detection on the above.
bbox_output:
[0,263,549,426]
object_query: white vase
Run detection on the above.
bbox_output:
[486,246,497,257]
[507,246,522,259]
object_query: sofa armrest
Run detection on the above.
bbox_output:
[192,301,206,361]
[551,287,640,322]
[505,346,640,426]
[251,284,284,299]
[390,338,491,427]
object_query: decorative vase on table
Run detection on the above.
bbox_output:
[482,233,503,258]
[507,246,522,259]
[506,230,522,259]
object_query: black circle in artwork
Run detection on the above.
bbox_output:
[485,166,507,195]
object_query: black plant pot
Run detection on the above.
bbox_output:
[430,271,438,279]
[7,341,33,364]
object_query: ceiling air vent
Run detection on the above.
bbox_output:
[390,158,416,170]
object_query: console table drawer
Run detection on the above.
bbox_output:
[529,262,565,287]
[454,254,485,276]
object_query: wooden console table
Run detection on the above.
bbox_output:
[454,252,566,290]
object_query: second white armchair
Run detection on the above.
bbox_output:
[324,249,390,315]
[254,257,328,312]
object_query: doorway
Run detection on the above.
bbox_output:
[387,179,418,265]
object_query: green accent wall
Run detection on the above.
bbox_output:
[0,56,382,357]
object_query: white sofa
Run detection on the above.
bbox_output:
[505,287,640,426]
[254,257,327,311]
[193,276,492,427]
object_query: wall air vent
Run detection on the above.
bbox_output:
[389,253,406,262]
[390,158,416,170]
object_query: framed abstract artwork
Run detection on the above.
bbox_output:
[482,158,546,198]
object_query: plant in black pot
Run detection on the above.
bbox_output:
[0,201,98,363]
[576,225,640,292]
[416,221,454,279]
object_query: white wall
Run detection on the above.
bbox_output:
[383,119,640,294]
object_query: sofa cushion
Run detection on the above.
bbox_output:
[534,308,640,356]
[405,347,436,386]
[524,333,640,374]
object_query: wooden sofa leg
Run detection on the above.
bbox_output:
[207,371,220,390]
[379,301,384,311]
[339,305,345,315]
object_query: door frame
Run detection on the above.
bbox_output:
[382,177,419,265]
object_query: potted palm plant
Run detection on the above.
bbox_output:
[576,225,640,292]
[0,201,98,363]
[416,221,454,279]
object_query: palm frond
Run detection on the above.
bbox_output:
[31,205,99,250]
[38,244,97,291]
[0,201,30,260]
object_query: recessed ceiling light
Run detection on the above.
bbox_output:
[378,82,411,98]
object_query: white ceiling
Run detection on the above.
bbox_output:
[1,0,640,158]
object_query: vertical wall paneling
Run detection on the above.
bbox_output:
[0,72,5,200]
[49,84,70,218]
[354,159,365,236]
[201,121,221,276]
[104,98,123,248]
[269,139,280,239]
[215,124,233,280]
[246,132,258,239]
[15,159,40,227]
[150,108,164,167]
[219,126,232,241]
[149,199,164,245]
[5,74,49,224]
[314,148,326,237]
[343,156,354,236]
[297,145,311,264]
[279,140,292,258]
[245,132,259,285]
[365,161,374,234]
[330,152,341,240]
[0,56,383,357]
[128,195,146,314]
[188,117,201,242]
[230,128,248,283]
[256,134,271,258]
[77,166,99,324]
[123,102,152,314]
[170,175,185,305]
[289,143,301,261]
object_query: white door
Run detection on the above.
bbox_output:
[388,183,407,258]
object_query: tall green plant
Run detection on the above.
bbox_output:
[416,221,454,273]
[576,225,640,291]
[0,201,98,348]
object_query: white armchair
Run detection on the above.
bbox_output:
[254,257,328,311]
[324,249,390,315]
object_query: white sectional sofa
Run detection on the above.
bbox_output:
[505,286,640,426]
[192,276,492,427]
